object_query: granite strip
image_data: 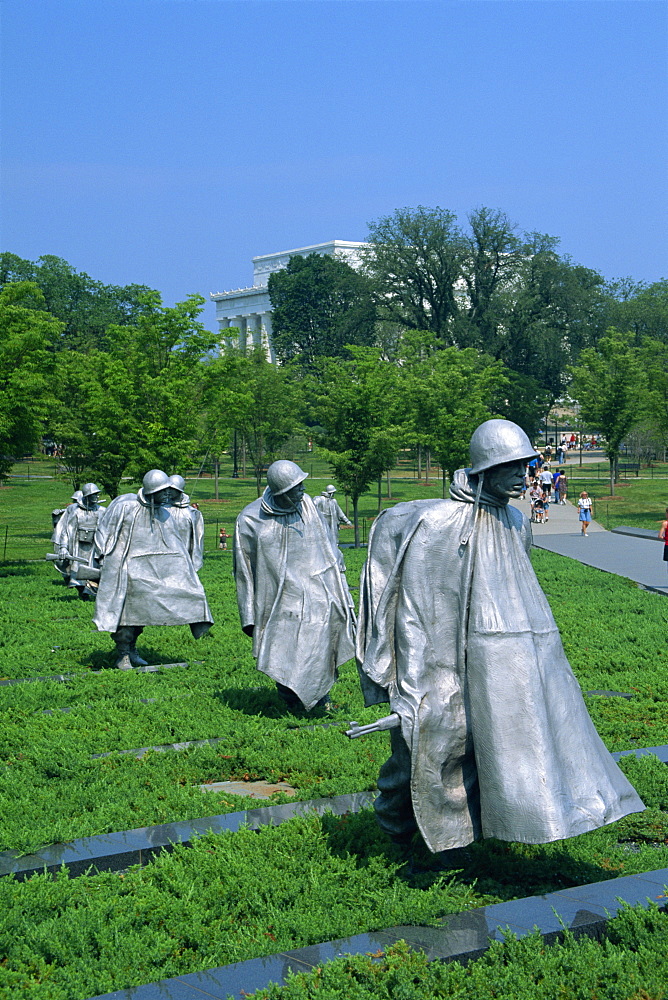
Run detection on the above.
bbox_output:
[0,791,378,881]
[586,690,633,699]
[86,868,668,1000]
[611,745,668,763]
[3,745,666,881]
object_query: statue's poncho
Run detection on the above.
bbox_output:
[234,491,356,710]
[52,499,105,587]
[93,491,212,633]
[357,469,644,852]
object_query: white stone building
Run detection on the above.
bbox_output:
[210,240,366,360]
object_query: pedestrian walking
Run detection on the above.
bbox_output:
[577,491,593,536]
[557,470,567,504]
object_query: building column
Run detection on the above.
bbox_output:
[260,312,276,363]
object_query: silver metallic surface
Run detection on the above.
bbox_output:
[234,467,355,710]
[265,460,308,496]
[357,423,644,853]
[81,482,102,498]
[468,418,538,474]
[313,492,352,550]
[346,713,400,739]
[93,476,212,638]
[142,469,172,495]
[51,491,106,592]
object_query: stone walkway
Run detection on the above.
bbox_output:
[510,495,668,596]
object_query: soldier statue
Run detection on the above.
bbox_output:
[234,460,355,711]
[313,484,352,551]
[93,470,213,670]
[52,483,106,599]
[355,419,644,858]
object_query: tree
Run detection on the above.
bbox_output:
[362,206,468,339]
[568,328,645,494]
[603,278,668,345]
[0,252,155,350]
[49,349,141,495]
[395,332,508,493]
[362,208,608,396]
[205,347,301,497]
[310,348,402,546]
[46,292,218,495]
[637,337,668,460]
[268,254,376,370]
[0,282,59,481]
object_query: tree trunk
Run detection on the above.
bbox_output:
[377,476,382,514]
[386,467,392,499]
[609,457,615,496]
[442,467,447,499]
[353,497,360,548]
[241,439,246,478]
[214,455,219,501]
[417,443,422,481]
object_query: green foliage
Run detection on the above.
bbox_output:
[604,278,668,346]
[310,348,402,542]
[0,818,482,999]
[204,347,303,496]
[0,283,60,481]
[47,292,218,494]
[362,206,469,338]
[361,207,607,402]
[243,908,668,999]
[0,252,155,351]
[569,328,647,492]
[394,332,508,480]
[268,254,376,371]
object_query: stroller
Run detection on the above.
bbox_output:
[531,493,548,524]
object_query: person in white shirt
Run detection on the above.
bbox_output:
[577,491,593,536]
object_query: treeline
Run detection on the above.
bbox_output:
[1,207,666,521]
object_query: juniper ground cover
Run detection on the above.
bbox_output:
[0,469,666,998]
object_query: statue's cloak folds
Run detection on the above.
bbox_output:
[234,492,356,710]
[93,492,212,632]
[357,471,644,852]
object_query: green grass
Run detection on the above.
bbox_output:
[239,907,668,1000]
[1,465,667,998]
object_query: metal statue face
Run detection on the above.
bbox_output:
[82,493,100,509]
[282,481,305,506]
[150,487,178,506]
[484,459,527,500]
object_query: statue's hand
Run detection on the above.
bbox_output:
[242,624,254,638]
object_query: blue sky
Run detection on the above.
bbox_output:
[2,0,666,332]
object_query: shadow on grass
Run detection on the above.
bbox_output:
[214,685,331,722]
[319,810,617,898]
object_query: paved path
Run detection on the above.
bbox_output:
[509,495,668,596]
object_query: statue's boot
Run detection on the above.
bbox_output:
[112,626,145,670]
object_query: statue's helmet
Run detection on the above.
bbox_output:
[168,474,186,495]
[266,460,308,496]
[71,489,83,502]
[469,419,538,475]
[81,482,101,498]
[142,469,172,495]
[325,484,337,494]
